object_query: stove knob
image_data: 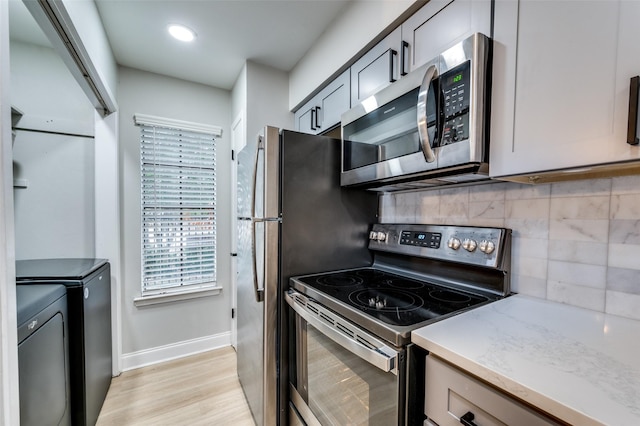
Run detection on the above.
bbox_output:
[369,231,378,241]
[462,238,477,252]
[479,240,495,254]
[447,237,461,250]
[377,232,388,243]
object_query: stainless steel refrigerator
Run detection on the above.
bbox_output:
[236,126,378,425]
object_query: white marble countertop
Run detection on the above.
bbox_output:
[411,294,640,426]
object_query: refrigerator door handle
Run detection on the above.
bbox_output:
[251,218,265,303]
[251,135,263,219]
[250,135,265,303]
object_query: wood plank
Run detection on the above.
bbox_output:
[96,346,255,425]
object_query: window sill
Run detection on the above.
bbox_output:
[134,286,222,307]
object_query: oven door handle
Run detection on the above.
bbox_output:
[417,64,438,163]
[286,291,399,374]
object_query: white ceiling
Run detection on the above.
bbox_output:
[94,0,352,90]
[9,0,352,91]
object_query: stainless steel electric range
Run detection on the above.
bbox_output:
[286,223,511,426]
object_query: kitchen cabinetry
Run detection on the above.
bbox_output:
[425,355,559,426]
[294,0,493,134]
[402,0,492,73]
[350,27,402,106]
[294,69,350,135]
[350,0,492,107]
[490,0,640,180]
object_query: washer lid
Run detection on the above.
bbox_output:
[16,258,108,281]
[16,284,66,326]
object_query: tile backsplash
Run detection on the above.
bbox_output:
[379,175,640,321]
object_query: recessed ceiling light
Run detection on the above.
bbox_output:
[168,24,196,42]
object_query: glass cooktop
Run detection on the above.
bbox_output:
[293,267,489,328]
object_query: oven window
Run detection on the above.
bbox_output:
[305,324,398,425]
[343,88,421,171]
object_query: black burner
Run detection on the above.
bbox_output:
[384,278,425,290]
[317,273,363,287]
[349,288,422,312]
[294,268,490,328]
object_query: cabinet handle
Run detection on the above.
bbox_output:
[314,106,321,129]
[628,75,639,145]
[460,411,478,426]
[310,108,316,131]
[389,49,398,83]
[401,41,409,76]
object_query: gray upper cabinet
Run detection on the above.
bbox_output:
[401,0,492,73]
[350,27,402,106]
[294,69,350,135]
[490,0,640,179]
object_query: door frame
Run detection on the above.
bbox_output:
[230,111,245,349]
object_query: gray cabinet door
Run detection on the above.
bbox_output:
[318,69,350,133]
[294,69,350,135]
[350,27,402,106]
[402,0,491,73]
[490,0,640,178]
[295,106,316,135]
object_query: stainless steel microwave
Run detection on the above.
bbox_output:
[341,33,491,191]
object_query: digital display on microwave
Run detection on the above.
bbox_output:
[452,73,463,84]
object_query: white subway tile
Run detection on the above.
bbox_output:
[611,175,640,194]
[469,200,505,219]
[510,275,547,298]
[549,196,609,220]
[608,243,640,270]
[505,198,550,219]
[549,219,609,243]
[469,182,507,202]
[611,193,640,220]
[548,260,606,289]
[548,240,608,266]
[504,218,549,240]
[550,179,611,197]
[605,290,640,321]
[608,220,640,244]
[547,281,606,311]
[504,182,551,200]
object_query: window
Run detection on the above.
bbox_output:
[134,114,222,300]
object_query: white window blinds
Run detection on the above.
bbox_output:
[136,114,221,296]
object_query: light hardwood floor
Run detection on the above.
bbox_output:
[96,346,255,425]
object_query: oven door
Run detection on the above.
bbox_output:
[286,290,405,426]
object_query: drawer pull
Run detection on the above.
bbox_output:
[460,411,478,426]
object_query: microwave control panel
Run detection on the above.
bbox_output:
[441,61,471,146]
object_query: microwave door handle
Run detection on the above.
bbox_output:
[417,64,438,163]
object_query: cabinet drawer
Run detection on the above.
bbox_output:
[425,356,559,426]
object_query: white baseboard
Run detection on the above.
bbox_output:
[120,332,231,372]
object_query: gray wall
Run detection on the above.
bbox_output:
[10,41,95,260]
[118,66,232,356]
[380,176,640,321]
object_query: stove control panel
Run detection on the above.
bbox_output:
[399,230,441,248]
[369,223,511,269]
